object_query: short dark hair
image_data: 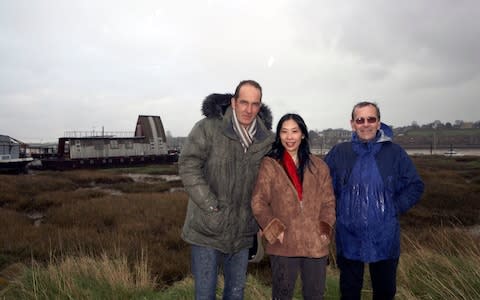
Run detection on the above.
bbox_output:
[351,101,381,120]
[233,80,262,101]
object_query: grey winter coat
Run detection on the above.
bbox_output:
[179,93,275,253]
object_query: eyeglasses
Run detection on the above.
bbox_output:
[354,116,378,125]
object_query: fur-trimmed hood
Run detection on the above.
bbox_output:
[201,93,273,130]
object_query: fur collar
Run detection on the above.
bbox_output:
[201,93,273,130]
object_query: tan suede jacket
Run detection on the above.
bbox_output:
[251,155,335,258]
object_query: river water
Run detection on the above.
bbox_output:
[405,148,480,156]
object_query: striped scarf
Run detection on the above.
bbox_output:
[232,109,257,152]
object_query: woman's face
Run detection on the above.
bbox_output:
[280,119,304,156]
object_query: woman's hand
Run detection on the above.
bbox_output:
[277,231,284,244]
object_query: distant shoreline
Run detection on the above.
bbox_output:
[312,147,480,156]
[405,148,480,156]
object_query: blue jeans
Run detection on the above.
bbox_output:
[191,244,249,300]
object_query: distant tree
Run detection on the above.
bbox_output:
[421,123,430,129]
[473,121,480,129]
[309,130,319,139]
[411,121,419,128]
[454,120,464,128]
[308,130,321,149]
[432,120,443,129]
[445,122,452,129]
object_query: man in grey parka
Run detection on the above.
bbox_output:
[179,80,274,300]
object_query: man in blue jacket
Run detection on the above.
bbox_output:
[325,101,424,300]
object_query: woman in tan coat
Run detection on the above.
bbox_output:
[251,113,336,300]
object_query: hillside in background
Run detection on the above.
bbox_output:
[309,124,480,152]
[167,120,480,153]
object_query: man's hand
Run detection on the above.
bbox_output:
[209,206,219,212]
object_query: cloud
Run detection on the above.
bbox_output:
[0,0,479,142]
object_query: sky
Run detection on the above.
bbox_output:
[1,0,479,143]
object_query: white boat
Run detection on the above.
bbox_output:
[0,135,33,173]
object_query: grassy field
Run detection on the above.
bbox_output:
[402,128,480,137]
[0,157,479,299]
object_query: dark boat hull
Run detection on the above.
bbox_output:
[40,154,178,170]
[0,158,34,174]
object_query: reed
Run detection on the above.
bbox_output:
[1,253,158,300]
[0,156,479,298]
[398,227,480,299]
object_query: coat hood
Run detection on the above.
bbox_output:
[201,93,273,130]
[377,122,393,143]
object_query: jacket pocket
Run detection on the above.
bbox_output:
[191,209,226,237]
[304,223,330,255]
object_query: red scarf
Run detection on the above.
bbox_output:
[282,151,302,201]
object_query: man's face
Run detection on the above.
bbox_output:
[231,84,262,127]
[351,105,380,142]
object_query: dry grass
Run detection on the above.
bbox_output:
[0,156,479,298]
[1,253,159,299]
[406,155,480,226]
[398,228,480,299]
[0,168,190,289]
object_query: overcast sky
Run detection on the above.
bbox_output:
[1,0,479,142]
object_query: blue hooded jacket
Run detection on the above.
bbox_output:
[325,123,424,262]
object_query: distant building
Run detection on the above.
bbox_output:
[0,135,33,173]
[57,115,168,160]
[322,128,351,143]
[0,135,30,159]
[461,122,474,129]
[27,143,57,159]
[41,115,176,170]
[310,128,351,154]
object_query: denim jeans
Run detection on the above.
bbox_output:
[191,244,249,300]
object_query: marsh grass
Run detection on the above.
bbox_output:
[1,253,159,300]
[398,227,480,299]
[0,168,190,288]
[1,157,480,299]
[104,164,179,175]
[157,275,272,300]
[407,156,480,226]
[322,227,480,299]
[5,266,337,300]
